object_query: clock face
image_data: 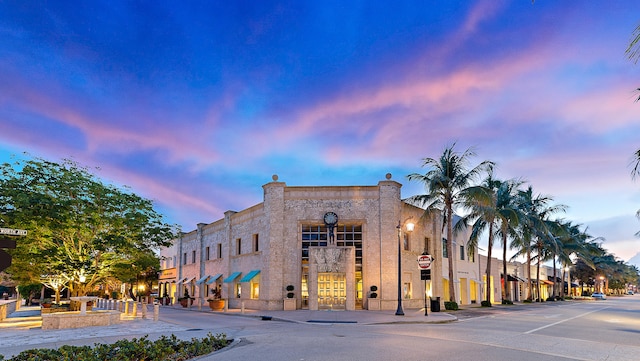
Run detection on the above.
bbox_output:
[323,212,338,225]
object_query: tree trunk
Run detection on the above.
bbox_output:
[502,229,509,302]
[536,246,542,301]
[552,254,557,299]
[526,248,532,300]
[446,203,456,303]
[485,223,494,305]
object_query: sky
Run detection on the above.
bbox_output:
[1,1,639,264]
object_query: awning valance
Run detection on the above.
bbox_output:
[507,275,526,282]
[195,275,210,285]
[240,270,261,282]
[177,277,188,284]
[223,272,242,283]
[206,274,223,285]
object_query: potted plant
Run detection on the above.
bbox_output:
[367,286,380,310]
[284,285,296,310]
[178,289,194,308]
[41,298,53,308]
[207,288,225,311]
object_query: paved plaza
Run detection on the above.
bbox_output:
[0,303,456,359]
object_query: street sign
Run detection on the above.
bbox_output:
[0,228,27,236]
[417,254,432,270]
[421,269,431,280]
[0,238,17,249]
[0,249,11,272]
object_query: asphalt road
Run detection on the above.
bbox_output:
[159,296,640,361]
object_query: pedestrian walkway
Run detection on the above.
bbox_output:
[0,304,456,359]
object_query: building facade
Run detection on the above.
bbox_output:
[158,174,501,311]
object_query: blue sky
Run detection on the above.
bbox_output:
[1,1,639,262]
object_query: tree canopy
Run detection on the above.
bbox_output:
[0,155,176,295]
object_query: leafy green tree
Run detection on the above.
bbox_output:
[0,156,176,296]
[408,144,493,303]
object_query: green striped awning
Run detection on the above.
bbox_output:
[240,270,261,282]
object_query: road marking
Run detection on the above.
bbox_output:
[524,306,608,334]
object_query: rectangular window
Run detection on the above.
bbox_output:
[236,238,242,255]
[460,245,465,260]
[183,253,187,265]
[251,275,260,299]
[470,251,475,263]
[253,234,259,252]
[217,243,222,259]
[192,250,196,263]
[205,247,210,261]
[403,282,412,299]
[403,233,410,251]
[235,283,241,298]
[173,256,177,267]
[442,238,448,258]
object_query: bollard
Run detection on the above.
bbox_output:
[141,302,147,319]
[124,300,130,315]
[153,304,159,322]
[132,301,138,317]
[241,301,245,314]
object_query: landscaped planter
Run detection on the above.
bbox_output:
[208,299,225,311]
[179,298,194,308]
[367,298,380,310]
[283,298,296,311]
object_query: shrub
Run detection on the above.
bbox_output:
[286,285,294,298]
[481,300,492,307]
[1,333,229,361]
[546,296,555,302]
[444,301,459,310]
[523,299,532,303]
[501,299,513,305]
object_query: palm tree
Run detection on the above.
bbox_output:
[407,143,494,303]
[495,179,523,302]
[626,24,640,101]
[461,174,521,304]
[458,172,500,306]
[631,148,640,180]
[631,148,640,237]
[512,186,566,301]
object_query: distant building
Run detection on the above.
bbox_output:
[158,174,501,311]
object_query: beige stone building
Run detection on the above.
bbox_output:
[158,174,501,311]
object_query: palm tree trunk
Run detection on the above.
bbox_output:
[526,248,532,301]
[446,203,456,303]
[502,229,509,302]
[552,255,558,299]
[536,245,542,302]
[485,223,494,305]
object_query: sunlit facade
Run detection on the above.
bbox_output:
[158,174,501,311]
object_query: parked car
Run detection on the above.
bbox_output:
[591,292,606,300]
[627,290,634,295]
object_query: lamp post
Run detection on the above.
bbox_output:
[396,221,404,316]
[396,219,414,316]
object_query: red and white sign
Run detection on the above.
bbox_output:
[417,254,432,270]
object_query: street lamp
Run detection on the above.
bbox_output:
[396,219,414,316]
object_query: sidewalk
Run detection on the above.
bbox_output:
[0,304,456,359]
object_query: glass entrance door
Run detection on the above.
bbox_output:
[318,272,346,309]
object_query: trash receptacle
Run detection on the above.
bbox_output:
[430,297,441,312]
